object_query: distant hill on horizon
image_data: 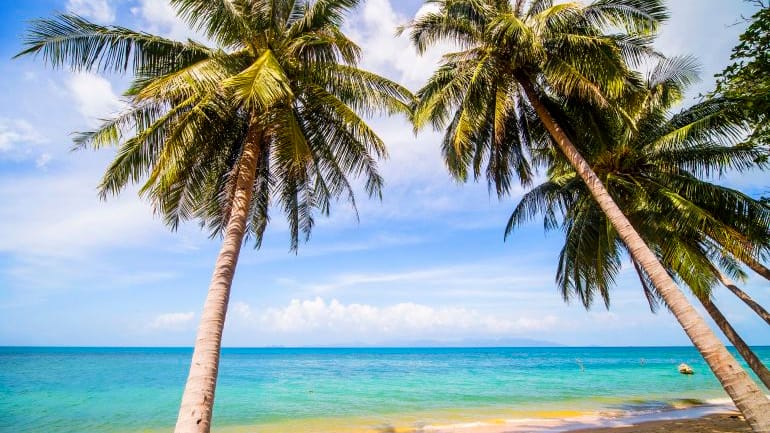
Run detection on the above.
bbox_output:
[257,337,564,348]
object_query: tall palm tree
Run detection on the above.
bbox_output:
[403,0,770,429]
[512,55,770,323]
[16,1,412,432]
[506,57,770,390]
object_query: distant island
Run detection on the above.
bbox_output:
[280,337,564,348]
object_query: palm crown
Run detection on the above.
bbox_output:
[18,0,413,250]
[507,57,770,309]
[402,0,667,196]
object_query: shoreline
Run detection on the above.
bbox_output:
[568,412,748,433]
[417,401,739,433]
[210,401,741,433]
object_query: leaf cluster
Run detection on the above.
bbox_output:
[401,0,666,198]
[714,4,770,147]
[17,0,414,250]
[508,58,770,310]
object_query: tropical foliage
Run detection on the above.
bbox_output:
[506,57,770,388]
[17,1,413,432]
[508,57,769,307]
[402,0,665,196]
[403,0,770,428]
[16,0,770,430]
[714,1,770,149]
[18,2,412,249]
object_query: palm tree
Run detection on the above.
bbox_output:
[506,57,770,390]
[16,2,412,432]
[402,0,770,429]
[513,55,770,325]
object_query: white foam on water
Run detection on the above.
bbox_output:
[421,413,631,433]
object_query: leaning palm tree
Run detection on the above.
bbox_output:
[506,57,770,390]
[517,55,770,325]
[403,0,770,429]
[16,1,412,432]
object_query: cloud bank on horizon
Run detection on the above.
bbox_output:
[0,0,768,348]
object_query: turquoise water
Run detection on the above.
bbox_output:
[1,346,768,433]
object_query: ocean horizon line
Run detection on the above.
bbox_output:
[3,344,769,349]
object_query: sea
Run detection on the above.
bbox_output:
[2,346,768,433]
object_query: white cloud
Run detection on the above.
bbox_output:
[67,73,125,127]
[0,166,166,259]
[0,118,44,153]
[130,0,202,41]
[149,312,195,330]
[67,0,115,23]
[0,118,49,166]
[232,297,559,341]
[346,0,453,88]
[232,301,253,318]
[35,153,52,168]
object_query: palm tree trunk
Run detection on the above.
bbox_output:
[743,255,770,282]
[698,295,770,390]
[174,119,262,433]
[718,272,770,326]
[518,77,770,432]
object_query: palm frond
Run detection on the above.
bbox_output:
[16,14,210,74]
[170,0,254,48]
[225,49,294,110]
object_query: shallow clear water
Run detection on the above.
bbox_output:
[1,346,767,433]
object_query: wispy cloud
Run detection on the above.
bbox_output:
[0,117,48,166]
[345,0,453,89]
[149,312,195,330]
[0,118,42,152]
[0,168,165,259]
[130,0,209,41]
[67,0,115,23]
[239,232,425,265]
[67,73,125,127]
[276,261,555,299]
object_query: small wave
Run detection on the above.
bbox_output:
[704,397,736,406]
[606,398,701,417]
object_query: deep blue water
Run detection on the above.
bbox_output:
[1,346,767,433]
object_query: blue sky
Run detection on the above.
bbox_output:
[0,0,767,347]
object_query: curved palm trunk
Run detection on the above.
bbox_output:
[718,272,770,326]
[174,120,262,433]
[743,255,770,282]
[518,78,770,432]
[698,295,770,390]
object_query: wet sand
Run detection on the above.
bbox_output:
[569,412,750,433]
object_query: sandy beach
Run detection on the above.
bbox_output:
[570,412,749,433]
[417,409,750,433]
[213,410,750,433]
